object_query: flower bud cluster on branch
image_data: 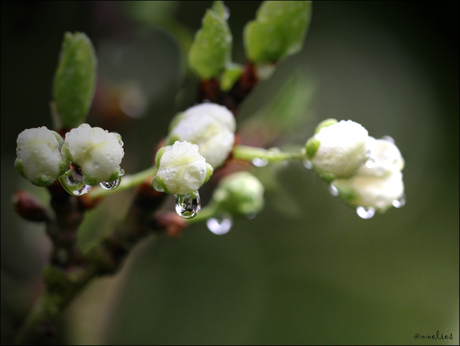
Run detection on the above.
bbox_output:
[304,119,405,216]
[15,124,125,196]
[11,2,408,343]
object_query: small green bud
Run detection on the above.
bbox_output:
[212,171,265,217]
[52,32,97,129]
[15,127,69,187]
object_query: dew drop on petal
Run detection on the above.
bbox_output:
[329,184,339,196]
[302,159,313,170]
[365,158,375,169]
[175,192,201,219]
[100,179,120,191]
[207,214,232,235]
[223,5,230,19]
[356,206,375,219]
[252,158,268,167]
[392,195,406,208]
[382,135,395,144]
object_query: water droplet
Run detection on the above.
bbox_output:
[245,213,257,220]
[302,159,313,169]
[100,179,120,191]
[207,214,232,235]
[223,5,230,19]
[59,167,92,196]
[392,195,406,208]
[329,184,339,196]
[175,192,201,219]
[356,206,375,219]
[252,158,268,167]
[382,135,395,144]
[365,158,375,168]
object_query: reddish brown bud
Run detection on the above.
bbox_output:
[12,189,51,222]
[152,212,187,238]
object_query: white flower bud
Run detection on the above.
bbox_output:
[153,141,213,195]
[212,171,265,217]
[61,123,124,185]
[15,127,69,186]
[305,120,369,181]
[357,137,404,177]
[167,103,236,168]
[332,170,405,212]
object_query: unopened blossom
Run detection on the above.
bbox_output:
[61,123,124,185]
[153,141,213,195]
[305,119,369,181]
[15,127,69,186]
[167,103,236,168]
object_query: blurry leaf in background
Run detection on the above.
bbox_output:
[124,1,194,59]
[244,1,312,64]
[52,32,96,129]
[188,1,232,80]
[239,70,314,146]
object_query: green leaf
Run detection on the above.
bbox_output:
[52,32,97,129]
[188,1,232,80]
[244,1,312,64]
[220,63,242,91]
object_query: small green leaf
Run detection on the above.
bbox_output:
[220,63,242,91]
[52,32,97,129]
[305,137,320,160]
[314,118,338,134]
[244,1,312,64]
[188,1,232,80]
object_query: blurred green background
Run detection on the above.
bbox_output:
[1,1,458,344]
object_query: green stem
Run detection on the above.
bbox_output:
[232,145,303,162]
[88,165,158,199]
[186,203,219,224]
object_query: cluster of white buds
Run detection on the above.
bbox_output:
[211,171,265,217]
[305,119,405,215]
[167,103,236,169]
[15,124,125,193]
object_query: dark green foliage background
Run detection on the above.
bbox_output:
[1,2,458,344]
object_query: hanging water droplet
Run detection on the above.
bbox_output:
[392,195,406,208]
[59,167,92,196]
[207,214,233,235]
[356,206,375,219]
[175,192,201,219]
[302,159,313,169]
[100,179,120,191]
[252,157,268,167]
[329,184,339,196]
[245,213,257,220]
